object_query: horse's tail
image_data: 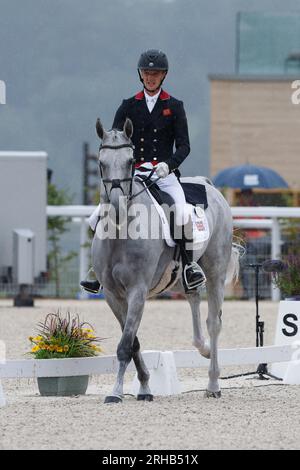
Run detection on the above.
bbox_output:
[225,242,244,285]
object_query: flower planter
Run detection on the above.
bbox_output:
[37,375,89,397]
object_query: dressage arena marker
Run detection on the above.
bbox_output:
[0,344,298,405]
[271,301,300,380]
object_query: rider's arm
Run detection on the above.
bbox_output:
[165,100,190,172]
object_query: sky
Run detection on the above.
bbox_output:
[1,0,300,202]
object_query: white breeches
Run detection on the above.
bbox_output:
[152,172,189,226]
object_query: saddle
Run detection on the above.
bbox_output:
[135,175,208,210]
[135,174,210,250]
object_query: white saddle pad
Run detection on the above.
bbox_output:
[145,187,210,248]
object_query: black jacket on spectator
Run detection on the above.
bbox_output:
[112,89,190,172]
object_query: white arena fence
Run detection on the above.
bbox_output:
[0,344,296,406]
[0,206,299,300]
[0,345,294,378]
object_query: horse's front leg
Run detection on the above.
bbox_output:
[105,286,148,404]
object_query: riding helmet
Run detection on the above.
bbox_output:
[138,49,169,71]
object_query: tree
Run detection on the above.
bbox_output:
[47,183,77,297]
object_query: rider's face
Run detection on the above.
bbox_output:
[140,70,166,93]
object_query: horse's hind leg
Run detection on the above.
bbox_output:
[205,274,226,398]
[131,338,153,401]
[186,290,210,358]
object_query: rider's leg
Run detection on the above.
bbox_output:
[155,173,206,290]
[176,221,207,291]
[80,205,102,294]
[80,272,101,294]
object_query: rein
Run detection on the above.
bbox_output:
[128,170,160,201]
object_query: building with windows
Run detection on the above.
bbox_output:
[210,12,300,188]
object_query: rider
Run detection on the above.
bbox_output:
[81,49,205,293]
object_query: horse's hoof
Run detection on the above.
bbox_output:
[104,395,122,404]
[199,349,210,359]
[204,390,221,399]
[137,394,154,402]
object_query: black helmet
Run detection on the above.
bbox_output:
[138,49,169,71]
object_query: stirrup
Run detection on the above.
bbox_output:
[183,262,207,290]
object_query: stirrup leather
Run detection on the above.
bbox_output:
[183,262,207,290]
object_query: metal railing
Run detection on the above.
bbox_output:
[1,206,299,299]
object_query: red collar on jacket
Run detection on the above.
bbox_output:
[135,89,170,101]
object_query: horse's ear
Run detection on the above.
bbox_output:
[96,118,105,140]
[123,118,133,139]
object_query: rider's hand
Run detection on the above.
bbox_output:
[155,162,169,178]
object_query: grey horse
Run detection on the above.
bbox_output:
[92,118,239,403]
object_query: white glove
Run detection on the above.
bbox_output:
[155,162,169,178]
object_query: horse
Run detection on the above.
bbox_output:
[92,118,239,403]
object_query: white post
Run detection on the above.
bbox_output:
[132,351,181,396]
[79,217,90,299]
[271,217,281,302]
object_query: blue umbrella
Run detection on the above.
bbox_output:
[212,164,289,189]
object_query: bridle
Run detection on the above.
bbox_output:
[99,143,160,202]
[99,143,136,202]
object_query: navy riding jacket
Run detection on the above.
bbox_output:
[112,89,190,172]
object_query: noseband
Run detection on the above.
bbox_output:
[99,143,135,201]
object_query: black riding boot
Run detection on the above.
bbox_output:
[176,224,206,292]
[80,266,102,294]
[80,218,102,293]
[80,279,101,294]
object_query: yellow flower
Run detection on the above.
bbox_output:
[87,334,96,339]
[49,345,55,351]
[33,336,43,342]
[31,345,39,353]
[56,347,63,353]
[63,345,69,352]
